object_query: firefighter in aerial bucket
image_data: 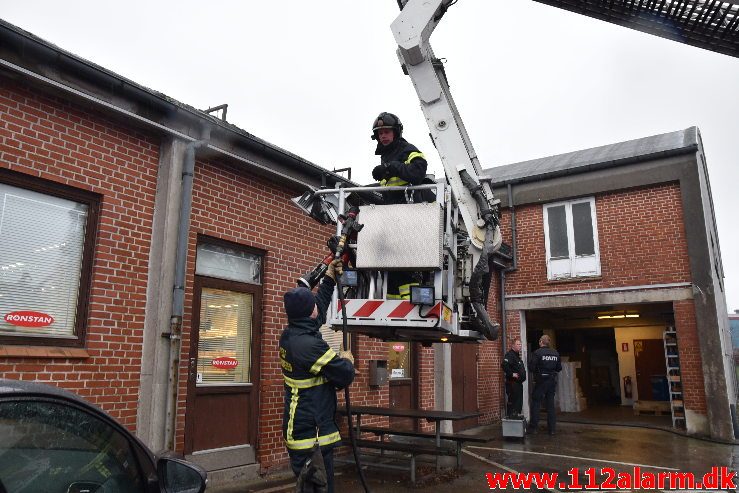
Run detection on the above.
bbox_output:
[370,111,434,299]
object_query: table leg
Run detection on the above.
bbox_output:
[435,421,441,472]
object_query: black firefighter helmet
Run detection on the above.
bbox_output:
[371,112,403,140]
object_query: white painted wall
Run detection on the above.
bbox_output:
[613,326,665,406]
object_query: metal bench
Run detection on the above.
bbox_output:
[337,437,457,483]
[336,405,483,483]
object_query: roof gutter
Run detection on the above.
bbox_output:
[489,145,699,188]
[0,53,351,190]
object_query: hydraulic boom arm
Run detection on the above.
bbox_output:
[392,0,502,256]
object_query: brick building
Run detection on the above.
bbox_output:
[483,129,736,440]
[0,19,366,485]
[0,17,734,488]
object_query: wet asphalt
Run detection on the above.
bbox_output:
[211,422,738,492]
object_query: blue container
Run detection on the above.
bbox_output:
[651,375,669,401]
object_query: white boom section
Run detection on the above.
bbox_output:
[391,0,501,256]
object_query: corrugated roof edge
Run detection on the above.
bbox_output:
[0,18,353,188]
[483,127,699,186]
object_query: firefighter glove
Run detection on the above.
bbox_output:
[325,258,343,281]
[372,163,389,181]
[338,350,355,365]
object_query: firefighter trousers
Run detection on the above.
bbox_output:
[289,445,335,493]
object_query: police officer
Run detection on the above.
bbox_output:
[501,338,526,418]
[370,112,432,299]
[528,334,562,435]
[280,259,355,493]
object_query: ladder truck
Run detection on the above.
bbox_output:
[294,0,505,345]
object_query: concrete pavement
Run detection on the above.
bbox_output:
[209,422,738,492]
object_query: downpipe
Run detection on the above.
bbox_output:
[165,138,209,451]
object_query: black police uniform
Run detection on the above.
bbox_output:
[501,349,526,417]
[529,346,562,434]
[279,277,355,493]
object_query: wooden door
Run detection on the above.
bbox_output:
[388,341,417,431]
[184,276,262,454]
[451,344,478,431]
[634,339,667,401]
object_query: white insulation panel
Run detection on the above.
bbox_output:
[355,202,443,270]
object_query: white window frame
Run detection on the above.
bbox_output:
[543,197,601,280]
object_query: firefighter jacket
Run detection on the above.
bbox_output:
[529,347,562,380]
[279,277,355,451]
[375,137,430,204]
[501,349,526,383]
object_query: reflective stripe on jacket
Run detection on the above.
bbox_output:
[279,278,355,450]
[375,137,429,204]
[381,151,426,187]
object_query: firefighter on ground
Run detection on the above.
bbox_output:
[501,338,526,418]
[370,111,433,299]
[280,258,355,493]
[528,334,562,435]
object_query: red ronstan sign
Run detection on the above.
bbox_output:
[4,311,54,327]
[392,344,405,352]
[211,357,238,369]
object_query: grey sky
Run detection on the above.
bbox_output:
[3,0,738,311]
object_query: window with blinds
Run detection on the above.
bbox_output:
[0,184,88,339]
[196,288,252,385]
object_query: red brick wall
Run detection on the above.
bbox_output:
[185,160,391,471]
[673,300,706,414]
[476,270,505,425]
[0,83,159,429]
[495,184,705,418]
[418,345,435,411]
[504,183,691,294]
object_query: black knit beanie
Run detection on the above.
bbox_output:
[283,287,316,320]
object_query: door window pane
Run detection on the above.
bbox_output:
[0,184,88,338]
[572,202,595,256]
[546,205,569,259]
[388,341,412,379]
[196,243,261,285]
[197,289,252,385]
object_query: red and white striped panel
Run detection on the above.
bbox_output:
[336,299,442,319]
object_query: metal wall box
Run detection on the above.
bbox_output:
[368,360,388,386]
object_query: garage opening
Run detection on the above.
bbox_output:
[525,302,681,429]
